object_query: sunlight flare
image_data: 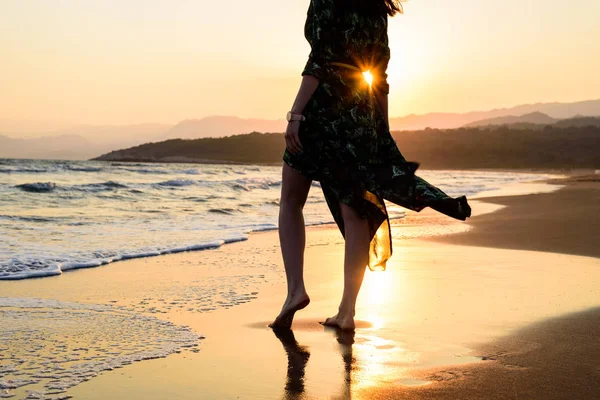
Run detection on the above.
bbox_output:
[363,70,374,86]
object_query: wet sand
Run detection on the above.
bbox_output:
[1,173,599,399]
[427,174,600,258]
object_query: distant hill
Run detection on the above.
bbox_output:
[163,116,286,140]
[0,134,98,160]
[389,98,600,130]
[465,112,557,127]
[465,113,600,129]
[140,99,600,138]
[93,132,284,164]
[554,116,600,128]
[52,123,170,143]
[0,119,74,134]
[0,124,171,160]
[6,98,600,159]
[93,126,600,170]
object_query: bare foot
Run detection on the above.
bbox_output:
[321,312,355,331]
[269,293,310,329]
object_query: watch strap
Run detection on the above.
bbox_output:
[287,111,306,122]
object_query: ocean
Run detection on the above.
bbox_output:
[0,158,564,280]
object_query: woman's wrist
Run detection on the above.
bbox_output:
[286,110,306,123]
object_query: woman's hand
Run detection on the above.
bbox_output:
[285,121,303,155]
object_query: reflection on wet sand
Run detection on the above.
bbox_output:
[331,328,356,399]
[273,327,357,399]
[272,328,311,399]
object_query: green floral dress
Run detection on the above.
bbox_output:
[283,0,471,271]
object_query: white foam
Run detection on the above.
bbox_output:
[0,239,243,280]
[222,236,248,244]
[60,260,106,271]
[245,224,278,233]
[0,298,203,399]
[0,265,61,280]
[120,251,162,260]
[163,240,225,254]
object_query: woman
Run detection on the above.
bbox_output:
[271,0,471,331]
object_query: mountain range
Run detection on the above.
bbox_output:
[0,134,95,160]
[388,98,600,130]
[2,98,600,160]
[464,112,558,127]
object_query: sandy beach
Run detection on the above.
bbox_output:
[1,172,599,399]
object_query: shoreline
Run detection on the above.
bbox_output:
[91,155,598,175]
[0,169,570,282]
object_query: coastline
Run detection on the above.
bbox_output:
[1,172,599,399]
[91,155,264,165]
[0,164,570,282]
[92,153,599,175]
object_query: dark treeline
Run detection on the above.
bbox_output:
[392,125,599,169]
[94,126,600,169]
[95,132,283,164]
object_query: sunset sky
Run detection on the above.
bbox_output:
[1,0,599,128]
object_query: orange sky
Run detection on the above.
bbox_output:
[1,0,599,127]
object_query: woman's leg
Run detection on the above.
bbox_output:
[270,163,313,329]
[323,202,370,331]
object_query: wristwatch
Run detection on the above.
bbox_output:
[286,111,306,122]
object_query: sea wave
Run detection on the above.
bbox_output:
[66,166,103,172]
[232,184,250,191]
[15,181,131,193]
[1,167,49,174]
[183,196,209,202]
[156,179,196,187]
[214,178,282,191]
[121,168,170,175]
[75,181,129,191]
[208,208,237,215]
[111,162,151,167]
[0,214,62,223]
[16,182,56,192]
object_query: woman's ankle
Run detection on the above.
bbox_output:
[287,287,309,299]
[337,305,356,318]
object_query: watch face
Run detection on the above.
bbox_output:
[286,111,292,122]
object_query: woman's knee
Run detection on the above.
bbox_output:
[280,189,308,210]
[280,164,311,210]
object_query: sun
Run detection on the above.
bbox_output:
[362,70,373,86]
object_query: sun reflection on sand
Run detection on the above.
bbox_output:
[326,261,422,397]
[363,269,390,306]
[361,258,408,329]
[323,328,423,399]
[362,271,389,330]
[353,335,406,388]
